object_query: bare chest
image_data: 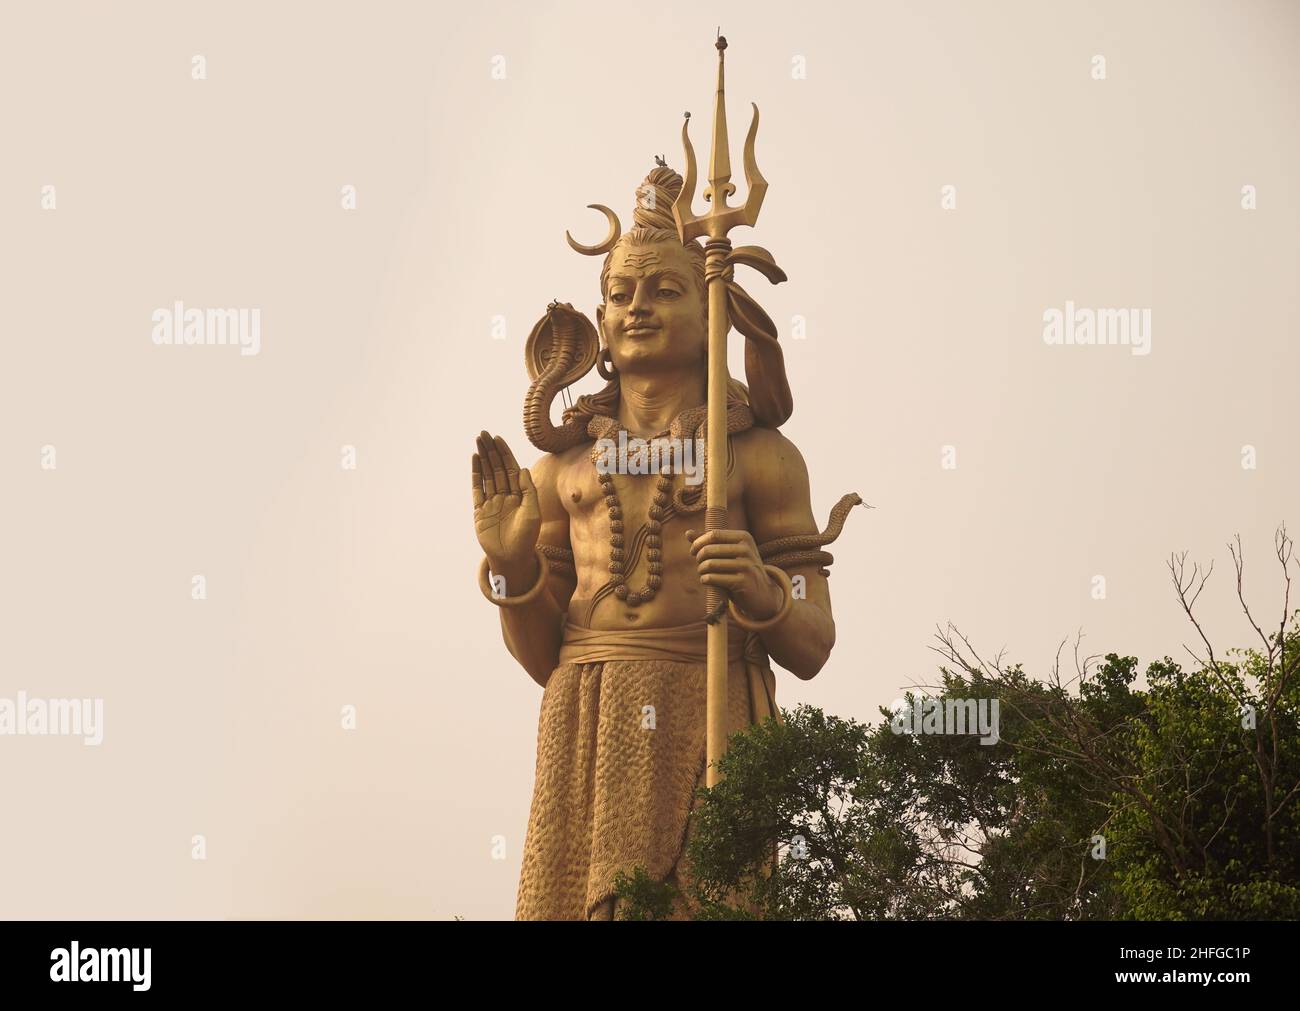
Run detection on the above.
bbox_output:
[557,442,748,531]
[556,441,751,626]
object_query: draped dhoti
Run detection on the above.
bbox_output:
[514,619,779,920]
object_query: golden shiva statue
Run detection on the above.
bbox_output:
[471,36,862,920]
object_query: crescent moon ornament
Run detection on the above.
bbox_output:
[565,204,621,256]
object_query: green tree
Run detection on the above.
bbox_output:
[614,529,1300,920]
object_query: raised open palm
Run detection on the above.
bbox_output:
[472,431,540,567]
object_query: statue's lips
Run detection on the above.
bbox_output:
[623,326,661,337]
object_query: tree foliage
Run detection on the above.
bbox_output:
[614,529,1300,920]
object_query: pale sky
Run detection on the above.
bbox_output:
[2,0,1297,919]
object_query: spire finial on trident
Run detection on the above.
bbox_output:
[672,34,769,244]
[707,32,733,210]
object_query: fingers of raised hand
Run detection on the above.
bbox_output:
[475,433,499,497]
[481,431,509,495]
[476,431,522,502]
[471,453,486,509]
[494,436,522,497]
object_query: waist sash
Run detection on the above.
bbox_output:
[559,619,760,666]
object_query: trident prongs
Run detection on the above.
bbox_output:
[673,35,769,244]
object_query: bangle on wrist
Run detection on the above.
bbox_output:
[728,564,795,632]
[478,547,550,607]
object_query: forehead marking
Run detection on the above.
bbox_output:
[623,251,661,269]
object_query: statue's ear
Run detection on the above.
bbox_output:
[595,303,606,342]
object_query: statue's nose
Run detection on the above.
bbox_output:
[631,280,661,314]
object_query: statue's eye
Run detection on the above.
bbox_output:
[610,291,631,304]
[658,288,680,299]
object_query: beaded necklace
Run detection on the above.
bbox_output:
[593,429,673,606]
[584,399,753,608]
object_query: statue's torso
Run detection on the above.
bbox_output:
[550,432,757,630]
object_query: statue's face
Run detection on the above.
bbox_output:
[599,240,705,374]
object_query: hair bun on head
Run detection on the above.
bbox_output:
[633,165,684,233]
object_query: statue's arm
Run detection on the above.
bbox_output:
[494,452,575,688]
[741,431,836,680]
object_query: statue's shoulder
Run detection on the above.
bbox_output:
[529,441,594,488]
[734,425,812,497]
[734,425,805,465]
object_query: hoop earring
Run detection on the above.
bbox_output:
[597,347,617,380]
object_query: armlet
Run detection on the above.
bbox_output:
[757,493,865,578]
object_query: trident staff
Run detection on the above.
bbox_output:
[673,34,790,788]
